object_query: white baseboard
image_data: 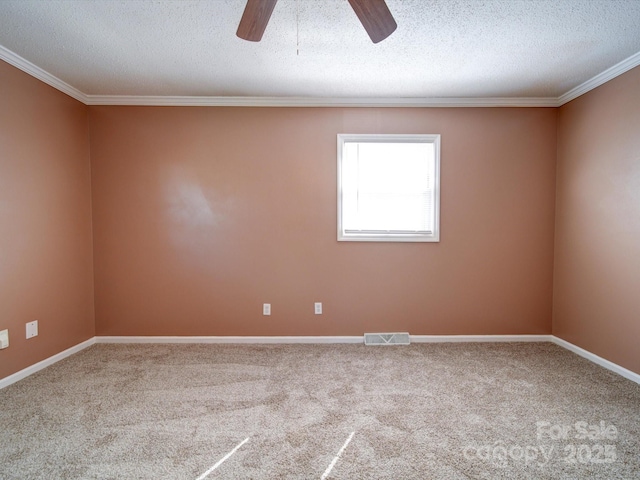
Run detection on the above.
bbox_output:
[2,334,638,388]
[0,337,96,390]
[95,335,364,344]
[551,336,640,385]
[98,334,636,385]
[95,334,552,344]
[411,334,553,343]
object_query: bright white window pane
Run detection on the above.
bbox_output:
[338,134,440,242]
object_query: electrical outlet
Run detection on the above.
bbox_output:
[0,329,8,349]
[314,302,322,315]
[263,303,271,316]
[26,320,38,339]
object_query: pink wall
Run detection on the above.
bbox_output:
[4,53,638,379]
[554,66,640,374]
[0,60,95,378]
[89,106,557,336]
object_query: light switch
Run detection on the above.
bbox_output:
[0,329,8,349]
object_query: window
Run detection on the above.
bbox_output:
[337,134,440,242]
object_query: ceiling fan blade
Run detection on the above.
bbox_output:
[347,0,397,43]
[236,0,278,42]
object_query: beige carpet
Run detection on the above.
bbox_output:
[0,342,639,479]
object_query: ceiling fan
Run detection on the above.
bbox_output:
[236,0,397,44]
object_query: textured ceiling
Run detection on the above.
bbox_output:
[1,0,640,101]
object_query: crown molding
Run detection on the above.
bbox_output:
[2,44,639,108]
[558,50,640,106]
[0,45,88,104]
[85,94,558,107]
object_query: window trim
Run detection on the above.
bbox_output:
[337,133,441,243]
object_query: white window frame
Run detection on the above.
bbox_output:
[337,134,440,242]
